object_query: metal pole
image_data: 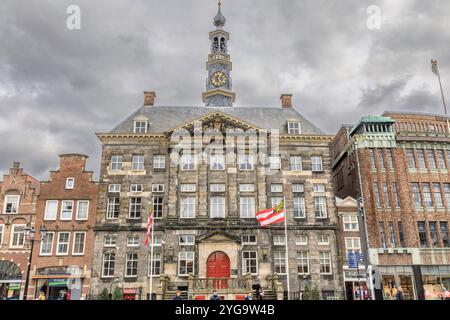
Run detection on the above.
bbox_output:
[149,214,155,300]
[283,197,291,300]
[432,59,449,133]
[22,238,34,300]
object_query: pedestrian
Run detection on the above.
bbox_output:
[38,292,46,300]
[258,289,264,300]
[65,290,71,301]
[172,290,183,300]
[245,292,253,300]
[395,287,404,300]
[210,291,220,300]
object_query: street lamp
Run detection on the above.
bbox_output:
[22,224,47,300]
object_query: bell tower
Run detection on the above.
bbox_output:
[202,0,235,107]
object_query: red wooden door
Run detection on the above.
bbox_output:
[206,251,230,289]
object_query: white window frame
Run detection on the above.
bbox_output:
[44,200,58,221]
[102,252,116,278]
[72,231,86,256]
[179,235,195,246]
[56,232,70,256]
[288,121,301,134]
[240,197,255,218]
[292,184,304,193]
[269,156,281,170]
[65,177,75,190]
[127,235,140,247]
[180,184,197,193]
[9,224,26,249]
[293,196,306,219]
[345,237,361,255]
[318,234,330,245]
[60,200,74,221]
[319,251,332,275]
[110,155,123,171]
[152,184,165,193]
[39,231,54,256]
[210,184,226,192]
[76,200,89,221]
[210,196,225,218]
[297,251,310,275]
[148,252,162,276]
[178,251,195,276]
[104,235,117,247]
[273,235,286,246]
[131,154,145,171]
[108,184,121,193]
[311,156,323,172]
[3,195,20,214]
[125,253,139,277]
[343,215,359,231]
[133,120,147,134]
[106,197,120,220]
[274,251,287,275]
[153,196,164,219]
[210,153,225,171]
[239,184,255,192]
[153,155,166,169]
[290,156,302,171]
[130,184,143,193]
[180,197,196,219]
[241,234,257,245]
[314,196,328,219]
[242,250,258,275]
[128,197,142,219]
[238,154,254,171]
[295,234,308,245]
[313,184,326,193]
[181,154,197,171]
[270,184,283,193]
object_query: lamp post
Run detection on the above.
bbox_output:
[22,224,47,300]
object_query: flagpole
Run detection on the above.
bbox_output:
[283,197,291,300]
[149,212,154,300]
[432,59,449,133]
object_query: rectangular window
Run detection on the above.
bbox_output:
[242,251,258,274]
[423,183,433,207]
[240,197,255,218]
[238,154,254,171]
[76,200,89,220]
[108,184,121,193]
[102,252,115,277]
[210,184,226,192]
[370,149,376,169]
[210,154,225,171]
[181,154,197,171]
[125,253,138,277]
[270,184,283,193]
[241,235,257,245]
[314,196,327,218]
[39,232,54,256]
[345,237,361,255]
[133,121,147,133]
[130,184,143,192]
[406,149,416,168]
[378,149,385,168]
[72,232,86,255]
[44,200,58,220]
[179,235,195,246]
[427,150,437,169]
[104,235,117,247]
[152,184,164,193]
[132,155,144,171]
[150,234,163,247]
[319,251,332,275]
[180,197,196,218]
[373,182,381,208]
[392,183,400,208]
[386,149,394,169]
[239,184,255,192]
[313,184,325,192]
[60,200,74,220]
[127,235,140,247]
[65,178,75,190]
[379,222,387,248]
[111,155,123,171]
[178,252,194,276]
[4,195,20,214]
[411,183,422,208]
[180,184,196,192]
[290,156,302,171]
[273,235,286,245]
[295,234,308,245]
[153,197,163,219]
[318,234,330,245]
[311,156,323,172]
[437,150,446,169]
[383,183,391,208]
[293,196,306,218]
[210,197,225,218]
[440,222,449,247]
[292,184,304,193]
[274,251,286,274]
[388,222,397,248]
[398,222,405,247]
[297,251,309,275]
[417,150,426,169]
[418,222,428,247]
[343,215,359,231]
[429,222,438,247]
[271,196,284,209]
[149,252,161,276]
[288,122,301,134]
[56,232,70,255]
[107,197,120,219]
[10,225,25,248]
[153,155,166,169]
[269,156,281,170]
[445,184,450,207]
[129,197,142,219]
[433,183,444,208]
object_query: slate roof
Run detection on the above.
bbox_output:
[109,106,326,135]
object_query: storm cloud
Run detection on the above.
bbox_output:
[0,0,449,179]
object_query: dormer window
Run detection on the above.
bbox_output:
[133,120,148,134]
[66,178,75,190]
[288,121,301,134]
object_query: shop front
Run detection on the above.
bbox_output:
[343,268,368,300]
[33,266,84,300]
[379,265,416,300]
[123,288,137,300]
[420,265,450,300]
[0,261,22,300]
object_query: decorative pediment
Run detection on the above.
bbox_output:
[335,196,358,208]
[196,230,241,244]
[166,111,261,134]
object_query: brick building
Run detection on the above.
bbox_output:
[332,111,450,300]
[28,154,98,300]
[0,162,40,300]
[89,3,343,300]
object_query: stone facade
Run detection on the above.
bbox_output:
[332,112,450,300]
[0,162,40,300]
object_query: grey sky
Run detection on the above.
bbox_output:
[1,0,449,179]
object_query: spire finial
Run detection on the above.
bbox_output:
[213,0,226,28]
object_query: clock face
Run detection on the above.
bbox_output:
[211,71,227,87]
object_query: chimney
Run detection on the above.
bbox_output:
[144,91,156,106]
[280,94,293,108]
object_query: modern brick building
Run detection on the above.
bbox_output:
[28,154,98,300]
[332,111,450,300]
[90,3,343,300]
[0,162,40,300]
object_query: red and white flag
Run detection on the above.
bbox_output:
[256,200,285,226]
[145,210,154,246]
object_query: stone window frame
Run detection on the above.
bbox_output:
[104,234,117,247]
[178,251,195,276]
[209,153,225,171]
[152,184,164,193]
[241,234,257,245]
[239,196,255,219]
[239,183,254,193]
[131,154,145,171]
[297,251,309,275]
[318,234,330,245]
[110,155,123,171]
[128,197,142,220]
[273,234,286,246]
[238,154,254,171]
[106,197,120,220]
[39,231,54,256]
[180,196,196,219]
[72,231,86,256]
[102,252,116,278]
[125,253,139,278]
[318,251,332,275]
[153,155,166,170]
[179,234,195,246]
[152,196,164,219]
[293,196,306,219]
[180,184,197,193]
[181,154,197,171]
[210,183,226,192]
[126,235,140,247]
[210,196,226,218]
[273,251,287,275]
[3,194,20,214]
[314,196,328,219]
[295,234,308,246]
[242,250,258,275]
[290,156,302,171]
[130,183,144,193]
[270,183,283,193]
[148,251,162,277]
[311,156,323,172]
[108,184,121,193]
